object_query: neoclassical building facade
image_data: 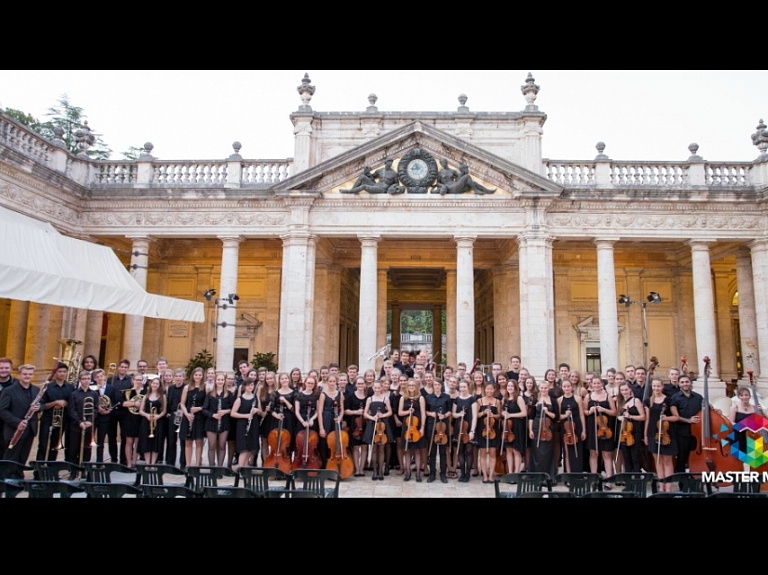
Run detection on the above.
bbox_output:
[2,73,767,398]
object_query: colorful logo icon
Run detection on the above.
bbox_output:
[724,413,768,469]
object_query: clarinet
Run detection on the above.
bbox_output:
[217,396,223,434]
[245,396,255,437]
[187,392,197,439]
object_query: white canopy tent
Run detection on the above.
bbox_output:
[0,205,204,322]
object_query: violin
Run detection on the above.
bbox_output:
[594,400,612,439]
[481,401,497,441]
[502,407,515,445]
[404,399,421,450]
[373,406,388,445]
[352,401,366,441]
[293,404,321,470]
[619,408,634,447]
[264,403,291,475]
[655,404,671,446]
[433,408,448,446]
[537,402,553,445]
[563,408,577,446]
[326,402,353,480]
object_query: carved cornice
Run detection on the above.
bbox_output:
[548,212,763,232]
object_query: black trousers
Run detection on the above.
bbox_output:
[165,417,186,467]
[36,420,65,462]
[675,433,696,473]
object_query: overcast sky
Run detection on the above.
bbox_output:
[1,70,766,163]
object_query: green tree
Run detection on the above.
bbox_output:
[3,107,43,131]
[39,94,112,160]
[121,146,145,160]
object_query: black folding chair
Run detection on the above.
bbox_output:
[494,472,552,498]
[80,482,142,498]
[556,472,602,497]
[18,480,84,498]
[290,469,340,498]
[611,472,654,498]
[185,465,236,496]
[237,467,291,497]
[203,486,261,498]
[0,460,32,498]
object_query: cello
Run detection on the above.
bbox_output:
[263,403,292,475]
[688,356,743,484]
[293,404,321,470]
[326,402,353,479]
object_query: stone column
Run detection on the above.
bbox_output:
[6,300,29,366]
[123,236,152,368]
[85,310,104,363]
[690,241,722,386]
[216,235,243,373]
[265,266,282,359]
[278,232,312,372]
[432,304,442,367]
[358,235,380,371]
[377,269,388,372]
[517,237,528,365]
[713,269,737,382]
[735,248,760,381]
[595,239,620,373]
[455,235,476,368]
[391,302,401,355]
[24,303,50,370]
[445,271,457,368]
[519,234,555,380]
[750,240,768,386]
[46,306,64,370]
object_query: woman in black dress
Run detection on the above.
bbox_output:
[452,380,478,483]
[364,380,394,480]
[522,376,538,471]
[318,374,344,469]
[477,382,501,483]
[294,376,320,466]
[558,378,587,473]
[123,372,144,469]
[528,378,558,474]
[399,380,426,482]
[644,377,679,489]
[180,367,206,468]
[346,376,368,477]
[138,376,167,464]
[616,381,645,473]
[502,378,527,474]
[230,377,262,468]
[202,373,232,467]
[584,375,617,487]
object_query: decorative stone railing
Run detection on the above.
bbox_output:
[0,113,53,165]
[544,159,757,188]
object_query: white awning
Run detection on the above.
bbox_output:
[0,205,204,322]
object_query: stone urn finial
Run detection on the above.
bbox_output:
[458,93,469,113]
[297,73,316,111]
[687,143,703,161]
[366,93,378,113]
[74,120,95,158]
[521,72,540,111]
[751,118,768,160]
[229,141,242,160]
[595,141,608,160]
[139,142,155,161]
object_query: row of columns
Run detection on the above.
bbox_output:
[12,233,767,390]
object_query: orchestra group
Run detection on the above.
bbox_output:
[2,348,750,494]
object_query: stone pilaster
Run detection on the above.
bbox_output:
[7,300,29,366]
[749,239,768,387]
[304,235,317,371]
[85,310,103,363]
[735,248,760,381]
[24,303,50,371]
[377,269,388,373]
[519,234,555,380]
[689,241,723,390]
[278,232,312,372]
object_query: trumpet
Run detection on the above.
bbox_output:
[149,406,157,438]
[80,396,96,466]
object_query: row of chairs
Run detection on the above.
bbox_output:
[0,459,340,499]
[494,471,768,499]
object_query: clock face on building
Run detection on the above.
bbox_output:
[406,159,428,181]
[398,148,438,189]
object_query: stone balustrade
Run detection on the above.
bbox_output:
[0,114,53,165]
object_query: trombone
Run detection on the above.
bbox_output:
[79,396,96,467]
[45,405,65,457]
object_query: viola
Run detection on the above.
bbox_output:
[655,405,671,446]
[502,407,515,444]
[264,403,292,475]
[537,402,553,444]
[293,403,321,470]
[352,402,366,440]
[326,402,353,479]
[594,400,612,439]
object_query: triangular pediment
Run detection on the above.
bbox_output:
[274,121,562,198]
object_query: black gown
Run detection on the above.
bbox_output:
[585,393,616,452]
[345,392,368,446]
[235,395,260,454]
[559,394,584,472]
[502,397,527,454]
[363,397,394,443]
[618,401,644,472]
[644,397,677,456]
[530,401,558,473]
[400,396,425,449]
[139,397,166,454]
[476,399,500,449]
[202,392,233,434]
[179,386,206,441]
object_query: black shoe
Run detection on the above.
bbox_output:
[416,474,422,483]
[404,474,411,482]
[440,475,448,484]
[383,467,390,476]
[427,475,435,483]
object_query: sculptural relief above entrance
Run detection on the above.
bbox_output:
[340,148,495,196]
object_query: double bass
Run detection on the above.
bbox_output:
[688,356,743,484]
[325,402,353,479]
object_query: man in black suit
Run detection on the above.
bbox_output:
[0,364,40,489]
